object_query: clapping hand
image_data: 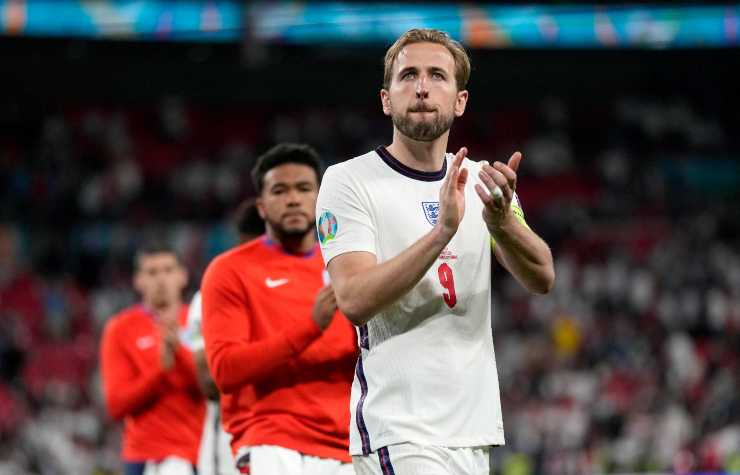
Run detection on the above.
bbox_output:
[475,151,522,233]
[437,147,469,239]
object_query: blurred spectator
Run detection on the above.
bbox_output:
[0,91,737,474]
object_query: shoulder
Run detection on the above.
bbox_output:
[206,238,263,276]
[324,150,382,180]
[202,239,267,294]
[321,150,388,204]
[103,305,142,337]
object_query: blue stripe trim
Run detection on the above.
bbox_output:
[378,446,396,475]
[359,324,369,349]
[355,356,372,455]
[122,463,146,475]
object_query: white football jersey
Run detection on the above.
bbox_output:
[317,147,511,456]
[183,291,206,352]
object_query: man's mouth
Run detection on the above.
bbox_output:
[408,103,437,114]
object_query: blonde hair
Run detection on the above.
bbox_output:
[383,28,471,91]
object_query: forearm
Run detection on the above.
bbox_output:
[207,317,321,393]
[105,368,167,419]
[332,225,451,325]
[492,217,554,294]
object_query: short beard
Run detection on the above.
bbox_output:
[151,292,174,311]
[270,220,314,242]
[392,108,455,142]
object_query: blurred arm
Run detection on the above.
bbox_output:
[201,261,322,394]
[100,323,167,420]
[492,215,554,294]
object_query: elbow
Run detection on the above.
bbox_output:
[207,353,240,394]
[210,367,236,394]
[105,398,126,421]
[530,265,555,295]
[208,364,231,394]
[336,295,371,326]
[213,377,239,395]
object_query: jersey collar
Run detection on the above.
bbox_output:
[376,146,447,182]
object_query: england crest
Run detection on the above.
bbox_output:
[422,201,440,226]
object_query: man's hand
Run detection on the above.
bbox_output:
[436,147,469,241]
[311,285,338,330]
[475,151,522,234]
[159,319,179,370]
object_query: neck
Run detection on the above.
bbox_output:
[266,226,316,255]
[145,301,180,321]
[386,129,450,172]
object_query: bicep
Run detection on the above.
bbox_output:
[201,264,253,364]
[101,327,133,387]
[202,270,249,338]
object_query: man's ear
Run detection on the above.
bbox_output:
[256,197,266,219]
[380,89,392,116]
[454,89,469,117]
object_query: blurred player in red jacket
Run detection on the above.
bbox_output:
[202,144,358,475]
[101,242,206,475]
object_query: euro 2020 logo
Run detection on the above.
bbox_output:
[318,211,338,244]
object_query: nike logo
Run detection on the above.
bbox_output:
[136,335,155,350]
[265,278,289,288]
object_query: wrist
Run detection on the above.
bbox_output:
[431,223,455,247]
[488,210,517,239]
[160,348,175,370]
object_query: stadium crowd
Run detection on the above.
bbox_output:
[0,93,738,474]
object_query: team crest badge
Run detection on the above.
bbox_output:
[422,201,440,226]
[317,211,338,244]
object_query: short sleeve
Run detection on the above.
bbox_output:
[316,165,377,264]
[181,291,204,351]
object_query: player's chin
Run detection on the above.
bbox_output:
[280,219,312,235]
[282,214,309,226]
[407,113,435,123]
[152,294,171,308]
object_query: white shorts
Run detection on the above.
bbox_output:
[198,401,237,475]
[143,456,194,475]
[236,445,354,475]
[352,444,491,475]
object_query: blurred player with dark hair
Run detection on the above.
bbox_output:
[182,199,265,475]
[101,241,206,475]
[202,143,357,475]
[232,198,265,240]
[317,28,555,474]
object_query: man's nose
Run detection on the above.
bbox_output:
[415,76,429,100]
[286,189,301,205]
